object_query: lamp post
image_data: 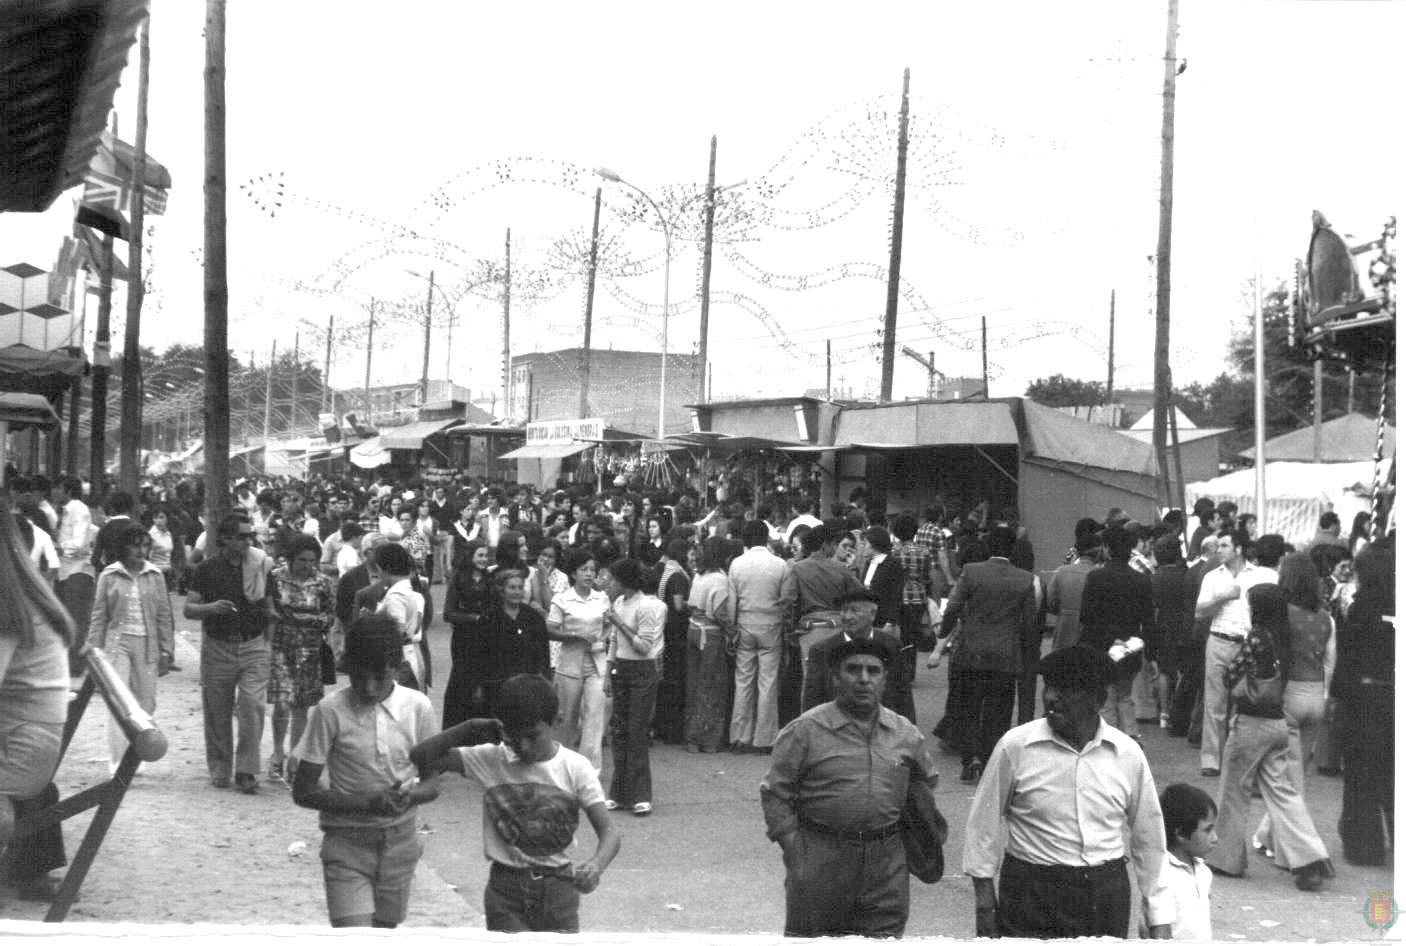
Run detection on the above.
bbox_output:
[596,166,671,441]
[405,268,462,403]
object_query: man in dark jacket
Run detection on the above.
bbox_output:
[1079,526,1154,740]
[938,525,1037,782]
[1148,535,1189,733]
[802,590,901,712]
[1171,534,1219,741]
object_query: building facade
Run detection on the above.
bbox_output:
[509,348,700,435]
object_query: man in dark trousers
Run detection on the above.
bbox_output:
[802,590,901,713]
[938,525,1037,783]
[761,636,939,938]
[963,646,1170,939]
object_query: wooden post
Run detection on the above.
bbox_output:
[1106,289,1116,403]
[90,233,114,492]
[118,15,150,494]
[1152,0,1180,508]
[420,269,434,408]
[878,68,910,402]
[263,340,275,443]
[698,135,718,403]
[826,339,832,399]
[502,228,512,419]
[363,300,375,418]
[203,0,231,530]
[322,314,333,414]
[980,316,989,397]
[289,331,299,435]
[581,189,601,418]
[1312,358,1323,461]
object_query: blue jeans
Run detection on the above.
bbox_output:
[608,658,658,807]
[484,862,580,933]
[200,634,270,780]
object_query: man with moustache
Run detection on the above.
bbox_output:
[761,636,938,938]
[963,646,1170,939]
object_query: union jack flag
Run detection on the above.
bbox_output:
[74,130,171,240]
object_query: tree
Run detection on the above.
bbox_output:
[1025,374,1108,408]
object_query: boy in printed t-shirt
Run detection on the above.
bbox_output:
[292,614,440,928]
[411,673,621,933]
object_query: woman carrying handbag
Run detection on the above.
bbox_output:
[1205,584,1333,891]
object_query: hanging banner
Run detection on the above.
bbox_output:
[525,417,603,446]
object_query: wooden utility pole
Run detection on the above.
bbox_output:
[419,269,434,408]
[1106,289,1116,403]
[289,331,299,435]
[118,16,150,494]
[1313,359,1323,461]
[263,340,276,442]
[203,0,230,529]
[878,68,911,402]
[980,316,989,397]
[90,233,114,489]
[362,300,376,419]
[1347,367,1356,413]
[502,228,512,419]
[580,189,601,418]
[322,314,333,414]
[697,135,718,403]
[826,340,832,399]
[1152,0,1180,508]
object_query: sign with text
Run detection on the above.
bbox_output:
[526,418,604,445]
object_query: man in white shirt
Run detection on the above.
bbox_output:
[1193,529,1277,776]
[964,646,1170,939]
[782,498,822,545]
[51,475,96,672]
[727,520,797,752]
[374,544,426,692]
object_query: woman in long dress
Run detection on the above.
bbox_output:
[267,533,336,780]
[441,539,494,728]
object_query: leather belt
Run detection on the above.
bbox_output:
[798,815,900,841]
[1209,631,1245,644]
[490,861,575,882]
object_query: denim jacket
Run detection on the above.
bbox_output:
[89,561,176,665]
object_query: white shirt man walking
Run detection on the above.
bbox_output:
[727,520,796,752]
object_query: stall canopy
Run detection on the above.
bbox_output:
[833,401,1019,448]
[1020,399,1157,479]
[1237,413,1395,463]
[0,392,59,429]
[499,442,592,461]
[1186,460,1382,548]
[349,436,390,469]
[378,418,458,451]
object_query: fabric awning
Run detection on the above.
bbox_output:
[349,436,391,469]
[1021,399,1157,476]
[0,392,58,429]
[833,401,1019,447]
[499,442,592,461]
[378,418,458,450]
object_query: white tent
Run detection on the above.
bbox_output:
[1185,460,1383,548]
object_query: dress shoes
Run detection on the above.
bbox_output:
[959,761,984,783]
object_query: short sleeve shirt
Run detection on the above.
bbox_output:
[456,742,605,869]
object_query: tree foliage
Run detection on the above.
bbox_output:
[1025,374,1108,407]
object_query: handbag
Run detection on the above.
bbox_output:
[320,639,339,684]
[899,760,947,883]
[1229,636,1284,716]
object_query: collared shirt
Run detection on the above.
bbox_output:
[783,514,822,544]
[963,717,1166,913]
[789,555,864,618]
[378,577,425,681]
[1196,563,1277,640]
[894,540,933,605]
[728,545,795,626]
[863,552,887,588]
[56,497,94,580]
[608,592,666,662]
[547,585,609,678]
[294,683,438,830]
[1146,850,1212,939]
[760,702,937,839]
[915,521,946,556]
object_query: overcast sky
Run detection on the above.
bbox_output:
[1,0,1399,408]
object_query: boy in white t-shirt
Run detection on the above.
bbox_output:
[1147,782,1217,940]
[411,673,620,933]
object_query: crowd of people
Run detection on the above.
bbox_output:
[0,465,1394,937]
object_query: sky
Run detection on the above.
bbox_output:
[1,0,1400,412]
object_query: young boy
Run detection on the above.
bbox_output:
[410,673,620,933]
[1148,782,1217,940]
[292,614,440,928]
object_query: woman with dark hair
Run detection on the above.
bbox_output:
[146,503,185,591]
[1206,585,1333,891]
[397,509,431,579]
[651,538,692,744]
[601,557,666,815]
[1333,539,1394,865]
[449,499,480,568]
[469,569,551,718]
[266,532,337,780]
[442,539,494,729]
[493,529,526,575]
[636,516,666,561]
[1252,552,1335,861]
[685,537,736,753]
[547,547,609,771]
[1346,511,1373,558]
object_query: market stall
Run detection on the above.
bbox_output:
[1186,460,1385,548]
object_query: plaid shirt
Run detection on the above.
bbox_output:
[915,521,947,556]
[894,540,932,605]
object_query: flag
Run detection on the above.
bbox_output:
[74,129,171,240]
[72,221,131,283]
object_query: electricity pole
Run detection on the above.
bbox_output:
[420,269,434,408]
[502,228,512,420]
[363,300,375,419]
[698,135,718,403]
[1152,0,1180,508]
[1106,289,1116,403]
[203,0,230,529]
[263,340,275,443]
[119,15,150,494]
[878,68,911,402]
[322,314,333,415]
[581,189,601,418]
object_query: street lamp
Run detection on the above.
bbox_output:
[596,165,671,441]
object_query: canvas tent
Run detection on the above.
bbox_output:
[1238,413,1395,463]
[1184,460,1383,548]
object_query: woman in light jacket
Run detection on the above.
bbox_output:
[89,521,176,773]
[546,547,610,773]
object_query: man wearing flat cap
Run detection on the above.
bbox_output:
[761,628,938,938]
[963,646,1170,940]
